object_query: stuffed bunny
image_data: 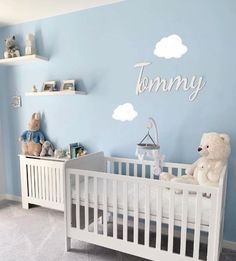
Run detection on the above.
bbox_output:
[19,113,45,156]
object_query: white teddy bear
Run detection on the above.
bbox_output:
[160,132,231,187]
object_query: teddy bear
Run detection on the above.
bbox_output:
[4,36,20,59]
[160,132,231,187]
[40,141,54,157]
[19,113,45,156]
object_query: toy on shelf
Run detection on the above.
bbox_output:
[40,141,54,157]
[4,36,20,59]
[19,113,45,156]
[54,149,65,159]
[25,33,36,55]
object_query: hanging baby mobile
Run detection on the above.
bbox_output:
[136,117,164,176]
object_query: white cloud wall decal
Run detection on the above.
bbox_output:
[154,34,188,59]
[112,103,138,122]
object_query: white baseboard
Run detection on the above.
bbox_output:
[1,194,21,202]
[0,194,236,251]
[222,240,236,251]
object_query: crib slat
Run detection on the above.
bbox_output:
[207,192,218,261]
[103,179,108,236]
[60,169,63,203]
[94,177,98,234]
[111,161,114,174]
[193,192,202,259]
[177,168,182,177]
[113,180,118,239]
[126,163,129,176]
[134,164,137,177]
[75,175,80,229]
[123,181,128,241]
[145,184,150,246]
[134,182,139,244]
[168,188,175,253]
[118,162,122,175]
[142,165,145,178]
[180,189,188,256]
[156,188,162,250]
[150,165,154,179]
[84,175,89,231]
[66,174,72,229]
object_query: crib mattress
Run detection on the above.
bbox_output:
[72,178,211,226]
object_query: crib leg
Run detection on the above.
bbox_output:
[65,237,71,251]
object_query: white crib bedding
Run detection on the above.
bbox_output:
[71,178,211,226]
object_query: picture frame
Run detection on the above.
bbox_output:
[61,80,75,91]
[43,81,56,92]
[11,96,21,108]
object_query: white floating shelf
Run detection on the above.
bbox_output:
[0,54,48,65]
[25,90,87,96]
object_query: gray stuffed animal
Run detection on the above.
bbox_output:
[40,141,54,157]
[4,36,20,58]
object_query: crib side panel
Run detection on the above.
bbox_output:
[66,152,106,173]
[65,166,221,261]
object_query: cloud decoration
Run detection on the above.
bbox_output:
[112,103,138,122]
[154,34,188,59]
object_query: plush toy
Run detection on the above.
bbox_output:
[54,149,65,159]
[4,36,20,59]
[19,113,45,156]
[160,132,231,187]
[40,141,54,157]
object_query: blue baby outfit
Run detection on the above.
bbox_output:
[21,130,44,144]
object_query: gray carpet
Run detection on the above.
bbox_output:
[0,200,235,261]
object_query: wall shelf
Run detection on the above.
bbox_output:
[0,54,48,65]
[25,90,87,96]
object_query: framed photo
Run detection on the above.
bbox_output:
[11,96,21,108]
[61,80,75,91]
[43,81,56,92]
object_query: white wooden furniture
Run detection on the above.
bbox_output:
[19,154,68,211]
[25,90,87,96]
[65,152,227,261]
[0,54,48,66]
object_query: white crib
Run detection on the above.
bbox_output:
[64,152,227,261]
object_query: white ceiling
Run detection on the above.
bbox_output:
[0,0,123,27]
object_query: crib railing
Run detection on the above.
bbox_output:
[106,156,190,179]
[65,160,222,261]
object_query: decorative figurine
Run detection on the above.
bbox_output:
[32,85,37,92]
[25,33,36,55]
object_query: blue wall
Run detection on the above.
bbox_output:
[0,0,236,241]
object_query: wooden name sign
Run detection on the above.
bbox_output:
[134,62,206,101]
